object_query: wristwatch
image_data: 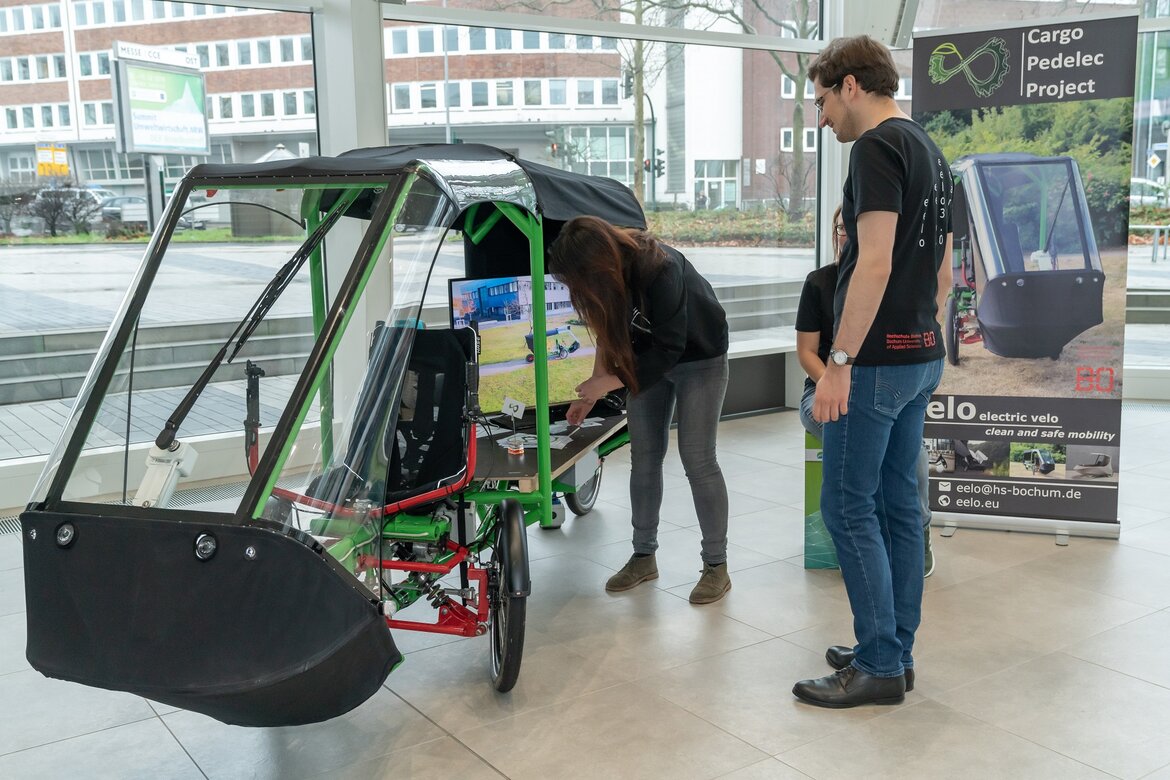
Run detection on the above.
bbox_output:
[828,348,854,366]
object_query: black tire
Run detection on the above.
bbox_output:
[564,461,603,516]
[489,499,528,692]
[945,294,960,367]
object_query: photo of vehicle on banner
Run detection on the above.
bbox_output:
[912,13,1138,536]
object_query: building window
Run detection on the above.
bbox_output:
[5,108,16,129]
[97,52,110,75]
[445,82,461,108]
[18,58,30,80]
[101,102,114,124]
[42,106,54,127]
[280,37,295,62]
[804,128,817,152]
[131,0,146,21]
[73,4,86,26]
[215,43,229,67]
[300,36,312,60]
[303,89,315,114]
[283,91,297,115]
[420,83,437,109]
[392,84,410,111]
[418,28,435,54]
[523,30,540,49]
[32,5,45,29]
[0,61,10,82]
[524,80,541,106]
[577,80,595,106]
[576,35,593,50]
[496,80,514,106]
[550,79,567,106]
[495,29,512,50]
[238,42,252,66]
[780,128,794,152]
[469,27,486,51]
[257,40,271,64]
[781,76,795,100]
[241,94,255,117]
[111,1,125,23]
[444,26,459,52]
[197,44,209,68]
[600,37,618,50]
[471,81,488,107]
[36,57,49,80]
[602,79,618,105]
[22,107,34,128]
[84,103,97,125]
[219,96,233,118]
[58,104,70,126]
[261,93,275,116]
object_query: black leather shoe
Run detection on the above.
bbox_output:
[825,646,915,691]
[792,666,906,709]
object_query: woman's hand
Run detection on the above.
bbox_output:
[566,399,595,426]
[575,373,623,405]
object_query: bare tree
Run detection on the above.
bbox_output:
[482,0,816,213]
[30,178,104,237]
[0,179,35,235]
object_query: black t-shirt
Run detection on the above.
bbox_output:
[836,117,952,365]
[795,263,838,367]
[629,244,728,391]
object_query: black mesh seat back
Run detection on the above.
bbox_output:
[385,328,475,504]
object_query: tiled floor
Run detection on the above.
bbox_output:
[2,404,1170,779]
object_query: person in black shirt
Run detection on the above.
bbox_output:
[548,215,732,604]
[792,35,952,709]
[796,207,936,576]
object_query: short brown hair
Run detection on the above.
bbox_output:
[808,35,899,98]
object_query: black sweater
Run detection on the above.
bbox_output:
[628,245,728,392]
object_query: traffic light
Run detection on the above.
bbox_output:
[545,128,565,158]
[653,149,665,178]
[623,69,633,99]
[643,158,651,172]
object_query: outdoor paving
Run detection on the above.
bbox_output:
[0,241,1165,463]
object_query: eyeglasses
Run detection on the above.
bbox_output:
[833,224,846,236]
[813,84,839,114]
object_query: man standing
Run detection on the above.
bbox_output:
[792,35,952,708]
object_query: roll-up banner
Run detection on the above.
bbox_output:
[912,13,1138,536]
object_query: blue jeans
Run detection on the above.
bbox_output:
[819,360,943,678]
[626,353,729,565]
[801,378,931,532]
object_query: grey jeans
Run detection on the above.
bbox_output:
[626,353,729,565]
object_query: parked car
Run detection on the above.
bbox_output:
[101,195,206,231]
[101,195,149,225]
[1129,177,1166,207]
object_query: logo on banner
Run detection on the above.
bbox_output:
[929,37,1011,98]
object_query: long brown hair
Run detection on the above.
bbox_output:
[547,215,665,394]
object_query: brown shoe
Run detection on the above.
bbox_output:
[688,562,731,604]
[605,554,659,592]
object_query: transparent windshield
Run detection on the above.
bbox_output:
[978,161,1095,275]
[32,178,428,518]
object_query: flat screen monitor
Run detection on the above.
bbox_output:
[449,275,595,414]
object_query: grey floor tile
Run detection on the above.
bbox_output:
[454,683,768,780]
[724,462,805,505]
[387,624,628,733]
[1063,610,1170,689]
[640,637,891,755]
[681,560,851,637]
[163,687,444,780]
[0,671,157,755]
[579,526,779,591]
[1020,542,1170,609]
[0,567,24,618]
[1120,516,1170,557]
[778,699,1112,780]
[0,612,30,676]
[0,534,23,572]
[716,758,810,779]
[1143,762,1170,780]
[724,503,807,562]
[321,736,504,779]
[0,718,202,779]
[935,653,1170,779]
